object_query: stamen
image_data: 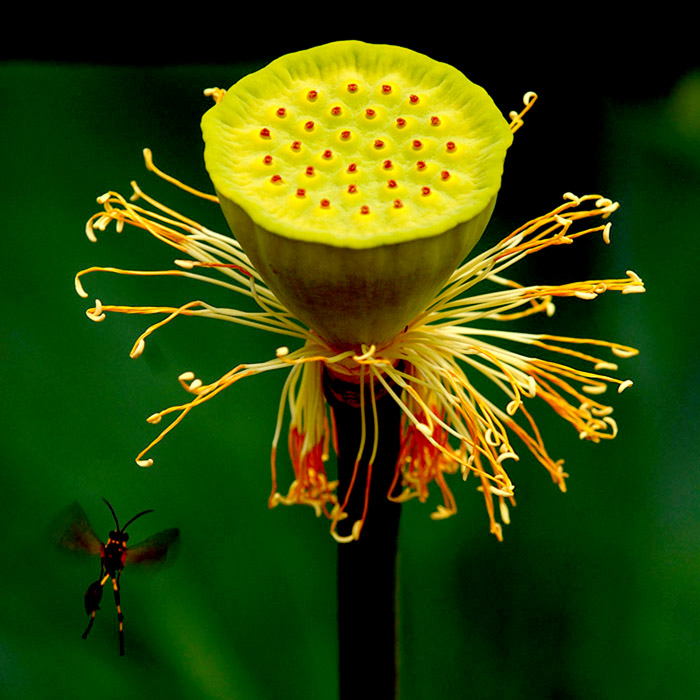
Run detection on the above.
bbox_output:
[130,338,145,358]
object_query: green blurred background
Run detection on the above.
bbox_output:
[2,23,698,700]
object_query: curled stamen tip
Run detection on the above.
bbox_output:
[136,458,154,468]
[575,291,598,300]
[582,384,607,395]
[179,371,195,381]
[188,379,203,392]
[130,338,146,358]
[430,505,455,521]
[85,224,98,243]
[147,413,162,424]
[75,276,88,298]
[497,451,519,464]
[499,501,511,525]
[96,192,110,204]
[276,346,290,357]
[546,302,556,317]
[523,91,537,104]
[618,379,634,393]
[332,531,356,544]
[506,400,520,416]
[563,192,580,202]
[86,300,106,322]
[611,346,638,358]
[175,259,196,269]
[594,361,619,371]
[622,285,645,294]
[603,222,612,244]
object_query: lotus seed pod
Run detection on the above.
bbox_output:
[202,41,513,350]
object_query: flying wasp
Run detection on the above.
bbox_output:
[57,498,179,656]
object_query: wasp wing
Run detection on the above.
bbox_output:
[54,501,103,556]
[127,528,180,566]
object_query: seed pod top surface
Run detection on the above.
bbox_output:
[202,40,513,249]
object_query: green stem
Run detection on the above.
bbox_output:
[323,369,403,700]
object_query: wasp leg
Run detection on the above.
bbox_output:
[112,573,125,656]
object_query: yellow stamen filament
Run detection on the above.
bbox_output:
[79,152,643,540]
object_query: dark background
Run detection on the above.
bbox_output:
[2,18,698,699]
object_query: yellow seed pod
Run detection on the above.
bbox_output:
[202,40,513,350]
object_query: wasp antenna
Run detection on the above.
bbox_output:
[102,498,120,530]
[121,509,154,533]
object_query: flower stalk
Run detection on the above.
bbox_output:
[324,368,403,698]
